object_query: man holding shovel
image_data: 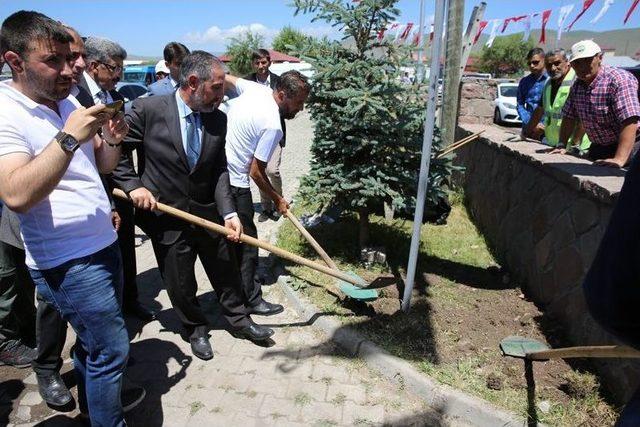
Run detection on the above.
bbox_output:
[224,71,310,316]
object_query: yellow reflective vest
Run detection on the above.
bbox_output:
[543,68,591,150]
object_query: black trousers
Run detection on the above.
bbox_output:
[150,226,249,338]
[230,186,263,308]
[0,242,36,346]
[32,292,67,375]
[115,198,139,308]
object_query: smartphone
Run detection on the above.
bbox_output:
[102,100,123,117]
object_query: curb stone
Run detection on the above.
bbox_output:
[275,277,529,427]
[265,231,531,427]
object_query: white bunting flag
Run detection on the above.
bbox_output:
[486,19,502,47]
[591,0,614,23]
[557,4,575,41]
[522,14,532,41]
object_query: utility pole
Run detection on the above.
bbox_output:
[416,0,426,83]
[439,0,464,146]
[402,0,447,313]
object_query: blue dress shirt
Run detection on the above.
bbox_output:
[516,72,548,127]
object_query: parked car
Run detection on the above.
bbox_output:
[116,82,149,113]
[122,65,156,86]
[492,82,521,125]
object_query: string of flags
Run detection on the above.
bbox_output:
[374,0,638,49]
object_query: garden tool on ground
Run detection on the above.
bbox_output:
[436,131,484,159]
[284,211,378,302]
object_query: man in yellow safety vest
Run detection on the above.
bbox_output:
[524,48,591,152]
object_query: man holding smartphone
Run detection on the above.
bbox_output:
[0,11,131,425]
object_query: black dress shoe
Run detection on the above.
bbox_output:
[189,336,213,360]
[247,300,284,316]
[123,302,156,322]
[231,323,275,342]
[36,371,73,407]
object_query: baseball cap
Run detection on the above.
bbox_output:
[569,40,601,62]
[155,59,170,74]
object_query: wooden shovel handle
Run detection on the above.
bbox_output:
[527,345,640,361]
[436,131,484,159]
[285,211,339,270]
[112,189,366,288]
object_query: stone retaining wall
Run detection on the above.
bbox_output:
[458,79,499,125]
[454,123,640,402]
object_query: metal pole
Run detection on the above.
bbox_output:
[439,0,464,141]
[401,0,447,313]
[460,3,486,76]
[416,0,425,83]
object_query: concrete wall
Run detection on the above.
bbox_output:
[454,123,640,402]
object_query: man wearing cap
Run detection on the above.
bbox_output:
[524,49,591,152]
[154,59,169,81]
[552,40,640,167]
[148,42,189,96]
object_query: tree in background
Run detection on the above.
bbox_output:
[477,34,535,77]
[272,26,310,56]
[293,0,455,248]
[225,31,264,76]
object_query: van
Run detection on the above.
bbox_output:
[122,65,156,86]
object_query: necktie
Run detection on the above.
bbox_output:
[97,90,108,104]
[186,112,201,170]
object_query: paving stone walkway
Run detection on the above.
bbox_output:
[2,112,454,426]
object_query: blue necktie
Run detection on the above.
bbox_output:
[186,112,201,170]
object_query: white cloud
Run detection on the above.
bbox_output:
[183,23,340,51]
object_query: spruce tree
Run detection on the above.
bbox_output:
[293,0,455,248]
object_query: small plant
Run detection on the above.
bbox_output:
[294,392,313,407]
[562,371,599,399]
[189,401,204,416]
[331,392,347,405]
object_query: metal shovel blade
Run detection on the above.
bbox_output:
[500,336,549,359]
[338,272,378,301]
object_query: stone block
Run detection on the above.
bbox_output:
[570,197,600,234]
[550,212,576,252]
[342,402,385,425]
[552,245,584,293]
[326,383,367,405]
[465,99,494,118]
[534,231,554,271]
[460,83,483,99]
[19,392,42,406]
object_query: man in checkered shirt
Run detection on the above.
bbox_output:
[552,40,640,168]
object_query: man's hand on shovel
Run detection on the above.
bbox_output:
[224,216,243,242]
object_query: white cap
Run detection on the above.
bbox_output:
[155,59,170,74]
[569,40,601,62]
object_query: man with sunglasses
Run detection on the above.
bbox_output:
[516,47,548,134]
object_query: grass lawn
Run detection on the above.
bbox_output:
[276,194,618,426]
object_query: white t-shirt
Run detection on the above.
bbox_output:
[225,79,283,188]
[0,81,116,270]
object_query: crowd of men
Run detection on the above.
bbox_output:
[518,40,640,168]
[0,10,310,426]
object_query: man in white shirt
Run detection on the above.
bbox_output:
[0,11,130,426]
[224,70,310,316]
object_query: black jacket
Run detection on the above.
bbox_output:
[111,94,234,245]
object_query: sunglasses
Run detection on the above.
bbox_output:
[528,60,541,66]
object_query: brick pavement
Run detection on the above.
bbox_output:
[3,112,455,426]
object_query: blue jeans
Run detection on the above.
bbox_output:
[30,242,128,427]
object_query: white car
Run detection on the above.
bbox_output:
[492,82,521,125]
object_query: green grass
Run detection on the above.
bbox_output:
[276,193,618,426]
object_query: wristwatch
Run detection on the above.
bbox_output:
[54,131,80,153]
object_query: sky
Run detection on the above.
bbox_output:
[1,1,638,57]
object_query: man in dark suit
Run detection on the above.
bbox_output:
[148,42,190,97]
[112,51,274,360]
[243,49,287,223]
[82,36,154,323]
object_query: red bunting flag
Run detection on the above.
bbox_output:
[473,20,488,45]
[399,22,414,42]
[625,0,640,24]
[539,9,552,44]
[566,0,596,31]
[501,15,527,33]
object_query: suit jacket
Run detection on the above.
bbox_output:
[111,94,234,245]
[147,77,176,97]
[73,80,125,210]
[242,71,286,147]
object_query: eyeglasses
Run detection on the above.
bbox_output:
[528,60,541,66]
[97,61,122,74]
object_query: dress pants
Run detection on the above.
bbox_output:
[32,292,67,376]
[150,225,250,339]
[115,197,140,309]
[0,242,36,345]
[230,186,263,308]
[258,144,283,212]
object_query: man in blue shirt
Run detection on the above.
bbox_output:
[517,47,548,131]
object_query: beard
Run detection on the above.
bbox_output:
[191,86,218,113]
[25,65,71,101]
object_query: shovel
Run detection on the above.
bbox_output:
[113,189,371,289]
[284,211,378,301]
[500,336,640,425]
